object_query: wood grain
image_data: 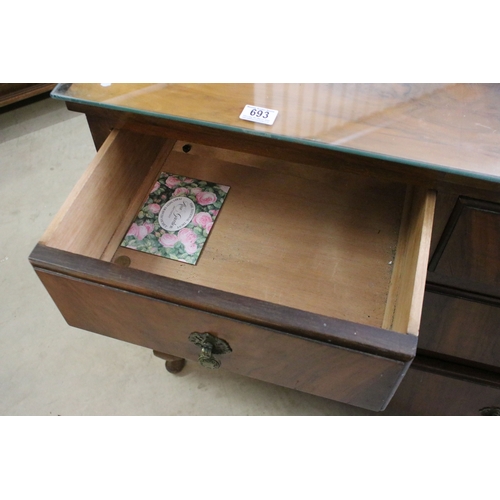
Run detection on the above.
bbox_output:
[383,187,436,335]
[84,113,115,150]
[30,244,418,361]
[30,83,500,415]
[429,197,500,294]
[39,126,434,333]
[0,83,55,108]
[35,269,410,411]
[40,129,168,258]
[111,147,406,328]
[384,355,500,415]
[419,290,500,369]
[100,139,175,262]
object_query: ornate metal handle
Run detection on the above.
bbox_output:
[188,332,232,369]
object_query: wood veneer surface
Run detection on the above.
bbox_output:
[36,269,409,411]
[419,292,500,369]
[112,149,406,328]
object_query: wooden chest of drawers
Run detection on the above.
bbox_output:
[30,126,435,411]
[29,84,500,414]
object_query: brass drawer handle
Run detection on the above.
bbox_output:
[188,332,232,369]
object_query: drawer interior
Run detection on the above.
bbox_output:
[40,129,435,335]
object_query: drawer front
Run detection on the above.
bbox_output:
[419,291,500,369]
[36,269,409,412]
[428,196,500,297]
[384,359,500,416]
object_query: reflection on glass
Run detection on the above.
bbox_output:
[52,83,500,181]
[252,83,448,140]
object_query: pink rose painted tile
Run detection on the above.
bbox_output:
[121,173,230,265]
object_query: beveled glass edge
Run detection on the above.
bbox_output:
[51,84,500,185]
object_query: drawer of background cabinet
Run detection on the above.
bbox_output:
[419,289,500,370]
[384,356,500,415]
[29,128,436,411]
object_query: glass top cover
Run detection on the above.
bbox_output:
[53,83,500,182]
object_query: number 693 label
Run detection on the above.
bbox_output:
[239,105,278,125]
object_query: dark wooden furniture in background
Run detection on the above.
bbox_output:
[0,84,55,108]
[29,84,500,415]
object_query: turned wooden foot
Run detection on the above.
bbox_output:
[153,350,186,374]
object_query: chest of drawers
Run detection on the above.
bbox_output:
[30,84,500,414]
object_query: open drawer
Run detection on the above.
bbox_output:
[29,128,436,411]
